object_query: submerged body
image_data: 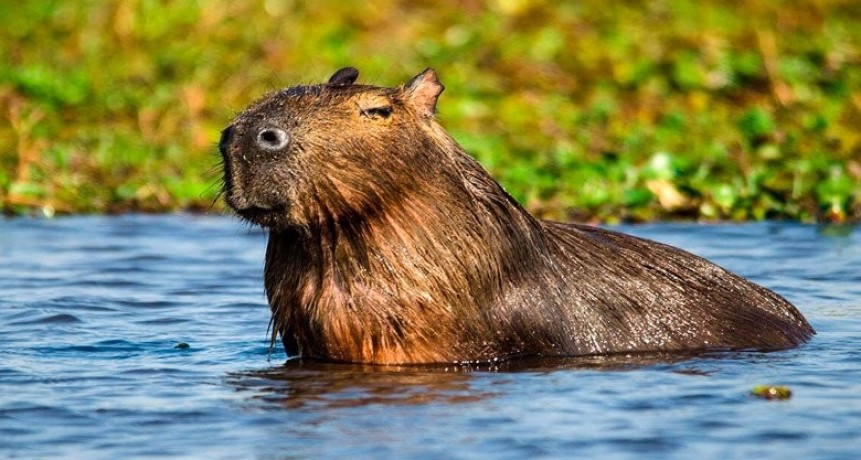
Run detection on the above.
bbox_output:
[220,67,813,364]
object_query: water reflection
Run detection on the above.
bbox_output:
[229,361,487,409]
[816,223,857,239]
[227,352,711,409]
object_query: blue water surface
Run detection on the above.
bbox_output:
[0,215,859,459]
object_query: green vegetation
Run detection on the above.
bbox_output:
[1,0,859,222]
[751,385,793,400]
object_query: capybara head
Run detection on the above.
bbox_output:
[220,67,449,231]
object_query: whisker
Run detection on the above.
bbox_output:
[208,189,224,212]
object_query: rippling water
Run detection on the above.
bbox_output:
[1,215,859,459]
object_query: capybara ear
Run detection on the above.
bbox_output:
[328,67,360,86]
[405,68,445,117]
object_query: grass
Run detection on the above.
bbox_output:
[1,0,859,222]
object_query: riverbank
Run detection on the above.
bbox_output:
[1,1,858,222]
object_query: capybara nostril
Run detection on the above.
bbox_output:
[256,127,289,151]
[218,126,234,155]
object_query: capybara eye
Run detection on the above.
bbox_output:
[256,127,289,151]
[362,106,393,119]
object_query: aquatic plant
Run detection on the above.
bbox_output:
[1,0,858,222]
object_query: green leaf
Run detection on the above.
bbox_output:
[9,181,44,198]
[737,108,775,141]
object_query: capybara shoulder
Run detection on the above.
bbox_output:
[220,67,814,364]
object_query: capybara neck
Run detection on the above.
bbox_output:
[220,67,814,364]
[263,136,550,363]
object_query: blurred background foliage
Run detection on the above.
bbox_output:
[1,0,859,222]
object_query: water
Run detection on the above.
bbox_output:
[1,215,859,459]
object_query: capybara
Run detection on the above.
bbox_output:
[219,67,814,364]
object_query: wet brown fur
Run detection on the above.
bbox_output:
[220,67,814,364]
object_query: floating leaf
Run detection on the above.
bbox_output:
[751,385,792,400]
